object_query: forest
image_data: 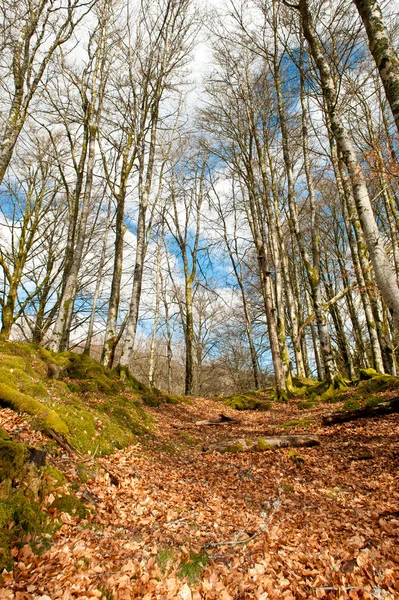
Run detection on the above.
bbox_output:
[0,0,399,598]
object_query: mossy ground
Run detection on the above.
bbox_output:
[0,340,180,572]
[0,341,183,455]
[0,436,62,571]
[177,550,210,585]
[319,373,399,409]
[223,391,272,411]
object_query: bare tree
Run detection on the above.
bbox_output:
[0,0,96,185]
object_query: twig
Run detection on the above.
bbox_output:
[203,495,280,549]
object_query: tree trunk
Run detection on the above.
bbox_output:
[353,0,399,135]
[272,3,339,383]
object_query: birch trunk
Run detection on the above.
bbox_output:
[119,102,160,368]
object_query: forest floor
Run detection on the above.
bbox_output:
[1,393,399,600]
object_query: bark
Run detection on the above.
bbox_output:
[353,0,399,135]
[84,197,112,355]
[0,168,53,339]
[194,414,239,426]
[119,100,161,367]
[100,158,129,368]
[258,244,287,397]
[326,123,384,372]
[205,434,320,453]
[299,0,399,330]
[148,240,162,387]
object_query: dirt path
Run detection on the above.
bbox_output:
[2,397,399,599]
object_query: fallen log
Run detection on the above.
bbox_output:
[204,434,320,453]
[322,398,399,426]
[195,413,240,426]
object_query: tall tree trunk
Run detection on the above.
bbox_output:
[272,2,339,383]
[119,105,160,368]
[148,240,162,387]
[84,197,112,355]
[353,0,399,135]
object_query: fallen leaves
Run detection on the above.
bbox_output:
[1,397,399,599]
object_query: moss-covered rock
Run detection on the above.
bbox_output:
[292,376,317,388]
[358,374,399,394]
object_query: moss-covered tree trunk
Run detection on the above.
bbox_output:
[353,0,399,136]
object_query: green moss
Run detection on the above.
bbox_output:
[56,395,151,456]
[76,462,101,483]
[292,376,317,388]
[305,375,350,401]
[358,374,399,394]
[157,547,177,574]
[0,353,27,370]
[0,382,69,437]
[359,368,379,380]
[223,393,272,411]
[343,398,361,411]
[21,381,49,399]
[288,449,304,467]
[0,490,50,571]
[141,389,180,407]
[0,342,155,456]
[41,464,66,486]
[281,482,293,492]
[223,442,244,453]
[298,401,319,410]
[281,419,313,428]
[255,439,273,451]
[177,550,209,585]
[173,431,199,447]
[0,431,27,481]
[0,365,32,390]
[47,380,71,397]
[50,493,87,518]
[55,402,98,454]
[364,395,385,407]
